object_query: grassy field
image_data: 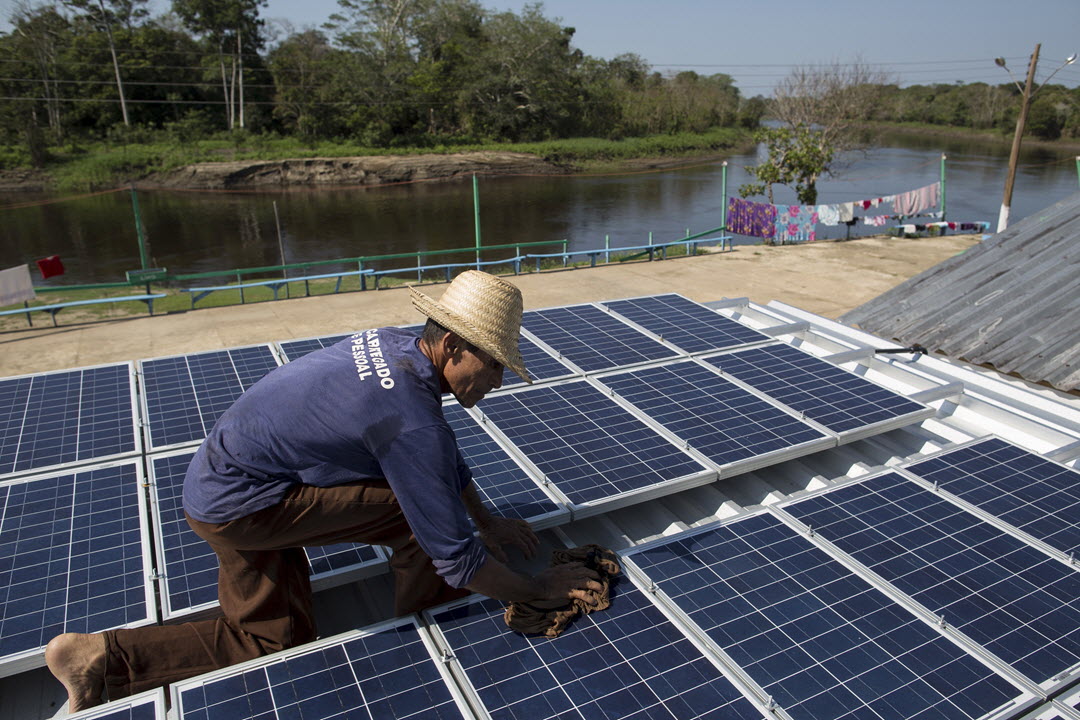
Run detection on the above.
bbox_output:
[4,128,750,192]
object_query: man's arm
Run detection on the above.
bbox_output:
[461,483,538,562]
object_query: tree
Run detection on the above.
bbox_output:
[742,59,890,206]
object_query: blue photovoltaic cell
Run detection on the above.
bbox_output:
[141,346,280,450]
[504,334,575,388]
[521,305,679,372]
[703,343,927,434]
[626,513,1020,720]
[904,437,1080,556]
[75,693,162,720]
[0,365,136,477]
[784,473,1080,685]
[277,334,353,362]
[443,404,560,523]
[431,584,764,720]
[176,621,463,720]
[603,294,770,354]
[600,362,828,468]
[477,382,705,506]
[0,463,149,664]
[150,452,382,617]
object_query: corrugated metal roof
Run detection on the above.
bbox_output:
[841,193,1080,391]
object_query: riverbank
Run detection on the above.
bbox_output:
[863,121,1080,153]
[0,233,981,377]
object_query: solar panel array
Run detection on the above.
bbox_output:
[171,617,465,720]
[782,472,1080,689]
[148,450,387,620]
[602,294,771,354]
[0,364,138,479]
[139,346,281,451]
[622,512,1029,720]
[903,437,1080,557]
[428,585,767,719]
[68,689,166,720]
[703,343,931,435]
[0,461,154,674]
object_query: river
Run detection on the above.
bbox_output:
[2,133,1078,286]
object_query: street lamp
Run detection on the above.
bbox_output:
[995,47,1077,232]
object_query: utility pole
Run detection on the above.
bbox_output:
[997,44,1040,233]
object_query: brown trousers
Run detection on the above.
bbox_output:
[102,479,467,700]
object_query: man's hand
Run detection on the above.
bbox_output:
[477,516,538,563]
[533,562,604,606]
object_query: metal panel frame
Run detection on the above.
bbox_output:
[468,377,716,521]
[0,362,141,483]
[620,508,1040,720]
[770,468,1080,695]
[65,688,167,720]
[698,344,938,444]
[422,583,782,720]
[589,358,837,479]
[169,614,475,720]
[145,446,389,622]
[599,292,774,357]
[137,343,282,454]
[0,458,158,678]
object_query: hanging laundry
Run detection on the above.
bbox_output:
[838,203,855,223]
[36,255,64,279]
[901,224,916,234]
[893,182,940,216]
[775,205,818,243]
[0,264,36,306]
[816,204,841,227]
[863,215,890,227]
[727,197,777,240]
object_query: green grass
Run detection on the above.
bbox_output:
[7,128,751,192]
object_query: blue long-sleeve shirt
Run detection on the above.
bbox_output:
[183,327,487,588]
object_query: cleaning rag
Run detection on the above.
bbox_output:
[503,544,620,638]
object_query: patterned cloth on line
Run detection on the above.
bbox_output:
[503,544,621,637]
[727,197,777,240]
[775,204,818,243]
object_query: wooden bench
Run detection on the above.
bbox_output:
[0,293,167,327]
[181,270,373,308]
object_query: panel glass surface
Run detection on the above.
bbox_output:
[443,404,560,523]
[69,692,162,720]
[0,463,149,664]
[150,452,382,617]
[477,382,706,506]
[0,365,135,476]
[175,621,463,720]
[141,346,279,450]
[784,473,1080,685]
[504,334,575,388]
[703,344,927,434]
[626,514,1020,720]
[602,294,770,354]
[431,584,764,719]
[521,305,679,372]
[599,362,828,468]
[276,334,353,363]
[904,437,1080,556]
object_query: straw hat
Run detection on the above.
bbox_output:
[410,270,532,383]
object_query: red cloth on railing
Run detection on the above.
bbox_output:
[36,255,64,279]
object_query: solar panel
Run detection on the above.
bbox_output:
[171,616,467,720]
[903,437,1080,557]
[622,512,1028,720]
[505,332,577,388]
[139,345,280,452]
[1059,685,1080,716]
[148,450,387,620]
[702,343,931,437]
[476,380,711,514]
[67,689,166,720]
[427,584,768,720]
[781,471,1080,689]
[521,304,680,373]
[597,361,832,473]
[276,333,354,362]
[0,460,154,676]
[443,403,566,528]
[0,363,138,479]
[602,294,771,354]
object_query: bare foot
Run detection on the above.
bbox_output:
[45,633,106,713]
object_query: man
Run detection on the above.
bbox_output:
[46,270,601,712]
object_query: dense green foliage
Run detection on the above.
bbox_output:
[0,0,755,169]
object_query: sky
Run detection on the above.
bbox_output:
[3,0,1079,94]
